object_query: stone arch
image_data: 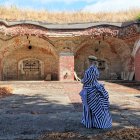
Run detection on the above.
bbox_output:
[0,35,58,59]
[18,58,44,80]
[74,37,131,80]
[105,37,132,72]
[0,35,59,80]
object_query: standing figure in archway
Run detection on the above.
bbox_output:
[80,56,112,129]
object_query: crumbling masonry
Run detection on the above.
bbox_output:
[0,20,140,81]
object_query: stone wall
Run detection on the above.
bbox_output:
[59,53,74,81]
[0,21,140,81]
[75,47,120,80]
[2,46,58,80]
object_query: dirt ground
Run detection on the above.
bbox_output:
[39,128,140,140]
[0,81,139,140]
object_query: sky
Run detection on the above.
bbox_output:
[0,0,140,12]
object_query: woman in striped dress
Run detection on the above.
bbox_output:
[80,56,112,129]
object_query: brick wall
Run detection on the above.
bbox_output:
[59,53,74,81]
[2,47,58,80]
[75,43,123,80]
[0,32,138,81]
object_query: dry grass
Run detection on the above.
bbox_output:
[104,128,140,140]
[0,6,140,23]
[39,128,140,140]
[0,86,13,98]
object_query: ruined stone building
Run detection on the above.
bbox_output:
[0,20,140,81]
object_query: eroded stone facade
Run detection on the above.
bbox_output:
[0,21,140,81]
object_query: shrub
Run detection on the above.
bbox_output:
[137,14,140,20]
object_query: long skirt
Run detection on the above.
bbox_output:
[80,87,112,129]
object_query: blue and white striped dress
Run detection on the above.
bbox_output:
[80,65,112,129]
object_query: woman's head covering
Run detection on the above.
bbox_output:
[88,56,98,67]
[88,56,97,61]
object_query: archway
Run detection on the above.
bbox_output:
[74,37,131,80]
[0,36,59,81]
[18,58,44,80]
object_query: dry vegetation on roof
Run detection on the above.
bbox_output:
[0,6,140,23]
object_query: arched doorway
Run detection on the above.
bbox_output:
[18,58,44,80]
[74,38,131,80]
[1,36,59,81]
[75,47,112,80]
[2,46,58,81]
